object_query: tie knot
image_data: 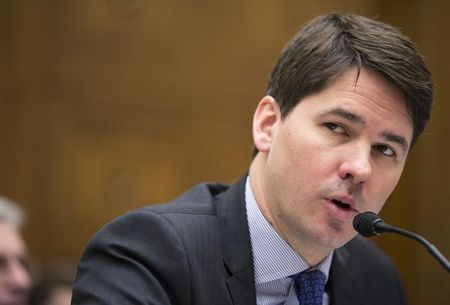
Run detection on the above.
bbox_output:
[292,270,326,305]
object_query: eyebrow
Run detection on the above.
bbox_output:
[381,132,409,154]
[321,108,366,125]
[320,107,410,154]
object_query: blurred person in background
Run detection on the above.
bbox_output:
[0,196,32,305]
[29,263,75,305]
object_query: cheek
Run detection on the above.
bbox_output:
[276,133,338,197]
[283,128,329,163]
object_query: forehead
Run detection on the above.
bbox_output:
[330,67,407,107]
[305,68,410,124]
[0,221,26,255]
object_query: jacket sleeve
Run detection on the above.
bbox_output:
[71,209,191,305]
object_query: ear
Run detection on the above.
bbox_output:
[252,95,281,153]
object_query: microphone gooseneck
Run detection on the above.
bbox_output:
[353,212,450,273]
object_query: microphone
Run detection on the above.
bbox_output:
[353,211,450,273]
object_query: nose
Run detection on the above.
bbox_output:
[5,258,32,292]
[338,147,372,184]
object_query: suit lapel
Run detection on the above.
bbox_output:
[215,176,257,305]
[328,245,364,305]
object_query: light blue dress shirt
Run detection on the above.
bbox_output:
[245,177,333,305]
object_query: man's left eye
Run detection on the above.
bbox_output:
[374,144,396,157]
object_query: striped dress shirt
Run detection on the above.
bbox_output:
[245,177,333,305]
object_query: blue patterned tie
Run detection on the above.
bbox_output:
[292,270,326,305]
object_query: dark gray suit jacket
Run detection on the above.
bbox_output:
[72,176,407,305]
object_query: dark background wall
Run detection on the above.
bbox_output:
[0,1,448,304]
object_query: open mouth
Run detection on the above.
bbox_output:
[327,198,358,221]
[331,199,352,210]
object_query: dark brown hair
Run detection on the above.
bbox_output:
[255,13,433,155]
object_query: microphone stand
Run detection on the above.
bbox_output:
[374,222,450,273]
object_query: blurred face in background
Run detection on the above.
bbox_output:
[0,220,32,305]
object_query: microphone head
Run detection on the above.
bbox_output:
[353,212,383,237]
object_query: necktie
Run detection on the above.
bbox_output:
[292,270,326,305]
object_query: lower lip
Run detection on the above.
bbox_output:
[325,199,358,222]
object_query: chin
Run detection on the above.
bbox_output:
[315,224,357,250]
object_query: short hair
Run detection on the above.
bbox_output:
[258,13,433,155]
[0,196,24,227]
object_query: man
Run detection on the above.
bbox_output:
[72,13,433,305]
[0,197,32,305]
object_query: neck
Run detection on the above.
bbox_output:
[249,154,331,266]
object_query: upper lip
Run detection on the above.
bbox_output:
[326,193,358,211]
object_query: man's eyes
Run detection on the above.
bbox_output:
[323,122,398,158]
[0,255,30,272]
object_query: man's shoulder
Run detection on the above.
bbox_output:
[87,181,234,251]
[107,180,233,232]
[137,181,231,216]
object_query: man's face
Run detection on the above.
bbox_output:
[253,67,412,258]
[0,221,31,305]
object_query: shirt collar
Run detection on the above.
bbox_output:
[245,176,333,284]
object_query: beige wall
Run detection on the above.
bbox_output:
[1,1,448,304]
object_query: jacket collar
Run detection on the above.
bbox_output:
[212,176,368,305]
[214,175,257,305]
[328,243,363,305]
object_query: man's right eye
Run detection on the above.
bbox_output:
[18,256,30,271]
[0,256,7,272]
[324,122,347,135]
